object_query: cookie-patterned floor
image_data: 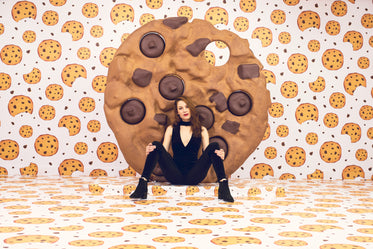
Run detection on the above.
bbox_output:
[1,176,372,249]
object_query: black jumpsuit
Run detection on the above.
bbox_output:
[140,124,227,185]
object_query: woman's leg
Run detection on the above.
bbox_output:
[130,141,184,199]
[185,142,226,184]
[186,142,234,202]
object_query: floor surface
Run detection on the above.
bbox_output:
[0,176,372,249]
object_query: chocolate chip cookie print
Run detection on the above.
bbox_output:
[105,17,270,182]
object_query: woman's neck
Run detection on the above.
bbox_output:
[179,120,191,126]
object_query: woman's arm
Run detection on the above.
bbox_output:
[202,126,225,160]
[162,125,173,152]
[201,126,209,150]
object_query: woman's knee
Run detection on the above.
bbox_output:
[151,141,162,150]
[205,142,220,154]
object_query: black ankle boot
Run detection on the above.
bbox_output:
[218,180,234,202]
[130,178,148,199]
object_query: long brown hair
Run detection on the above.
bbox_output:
[173,96,201,137]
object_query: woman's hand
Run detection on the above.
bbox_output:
[146,143,156,155]
[215,149,225,160]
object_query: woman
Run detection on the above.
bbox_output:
[130,96,234,202]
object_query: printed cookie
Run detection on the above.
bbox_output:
[1,45,22,65]
[42,10,59,26]
[288,53,308,74]
[278,31,291,44]
[263,70,276,84]
[341,123,361,143]
[359,105,373,120]
[105,17,270,182]
[264,146,277,159]
[45,84,64,101]
[90,25,103,38]
[331,1,348,17]
[329,92,345,109]
[342,165,365,179]
[146,0,163,9]
[110,4,134,24]
[8,95,33,116]
[320,244,365,249]
[211,236,261,246]
[61,64,87,87]
[82,3,99,18]
[355,149,367,161]
[234,17,249,32]
[152,186,167,196]
[89,231,123,238]
[0,140,19,160]
[343,73,366,95]
[79,97,95,112]
[4,235,59,244]
[307,169,324,179]
[89,184,105,194]
[275,240,308,246]
[92,75,107,93]
[280,173,295,180]
[50,0,67,7]
[322,49,344,70]
[295,103,318,124]
[69,240,104,247]
[281,81,298,98]
[139,13,155,26]
[357,56,370,69]
[177,6,193,20]
[271,9,286,25]
[58,115,81,136]
[39,105,56,120]
[89,169,107,177]
[251,217,290,224]
[62,21,84,41]
[308,40,320,52]
[269,102,284,117]
[189,219,226,226]
[0,73,11,90]
[325,20,341,36]
[58,159,84,176]
[23,67,41,84]
[276,125,289,137]
[0,166,8,175]
[205,7,228,25]
[77,47,91,60]
[252,27,273,47]
[50,225,84,231]
[11,1,37,22]
[320,141,341,163]
[87,120,101,133]
[38,40,61,62]
[19,125,33,138]
[323,113,339,128]
[97,142,118,163]
[22,30,36,43]
[309,76,326,92]
[240,0,256,13]
[361,13,373,28]
[285,147,306,167]
[266,53,279,66]
[343,31,363,51]
[20,163,38,176]
[300,225,343,232]
[250,163,274,179]
[100,47,116,67]
[119,166,137,176]
[122,224,167,232]
[305,132,318,145]
[297,11,320,31]
[34,134,59,156]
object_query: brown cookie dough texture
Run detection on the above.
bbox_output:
[104,17,271,182]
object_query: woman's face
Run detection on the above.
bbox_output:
[177,100,191,121]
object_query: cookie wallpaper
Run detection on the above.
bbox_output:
[0,0,372,180]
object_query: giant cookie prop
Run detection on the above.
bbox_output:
[104,17,271,182]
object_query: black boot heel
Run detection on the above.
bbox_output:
[130,178,148,199]
[218,180,234,202]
